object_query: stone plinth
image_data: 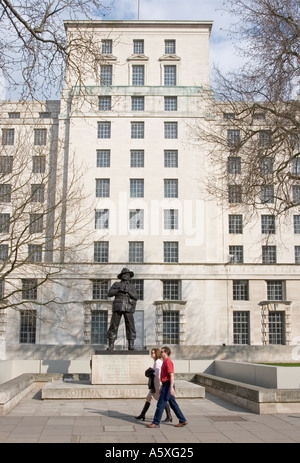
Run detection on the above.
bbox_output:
[91,351,150,385]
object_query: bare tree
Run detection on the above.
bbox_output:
[195,0,300,219]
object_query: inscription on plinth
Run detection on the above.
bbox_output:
[91,352,150,385]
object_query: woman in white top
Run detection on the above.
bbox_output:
[135,348,172,422]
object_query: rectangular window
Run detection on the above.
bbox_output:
[22,279,37,300]
[291,159,300,176]
[130,179,144,197]
[96,179,110,197]
[91,310,108,344]
[129,241,144,263]
[102,39,112,54]
[295,246,300,264]
[28,245,42,263]
[94,241,109,263]
[259,130,272,147]
[100,65,112,86]
[130,150,144,167]
[260,157,273,174]
[0,279,4,299]
[229,245,244,263]
[269,312,285,345]
[164,179,178,198]
[229,215,243,234]
[131,122,144,138]
[31,184,44,203]
[267,280,285,301]
[227,157,241,174]
[131,279,144,300]
[164,242,179,263]
[0,156,13,173]
[294,216,300,234]
[131,96,144,111]
[164,96,177,111]
[8,112,20,119]
[261,215,275,234]
[2,129,14,145]
[92,280,109,300]
[163,311,180,344]
[164,65,176,86]
[227,130,240,147]
[164,122,178,139]
[165,40,176,54]
[164,209,178,230]
[0,184,11,203]
[129,209,144,229]
[29,214,43,234]
[97,150,110,167]
[233,280,249,300]
[39,112,51,119]
[233,311,250,344]
[163,280,181,301]
[0,214,10,233]
[293,185,300,204]
[97,121,111,138]
[228,185,242,203]
[98,96,111,111]
[32,156,46,173]
[133,39,144,54]
[20,310,36,344]
[0,244,8,260]
[260,185,274,203]
[132,65,145,86]
[34,129,47,146]
[95,209,109,229]
[164,150,178,167]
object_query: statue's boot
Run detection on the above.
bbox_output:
[128,340,135,350]
[107,340,115,351]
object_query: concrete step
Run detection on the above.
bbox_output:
[42,380,205,400]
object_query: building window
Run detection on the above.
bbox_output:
[131,96,144,111]
[233,280,249,300]
[97,121,111,138]
[164,65,176,86]
[91,310,108,344]
[130,150,144,167]
[95,209,109,229]
[261,185,274,203]
[132,279,144,300]
[94,241,109,263]
[261,215,275,234]
[100,65,112,86]
[92,280,109,300]
[133,39,144,54]
[129,241,144,263]
[228,185,242,203]
[262,245,276,264]
[292,185,300,204]
[164,96,177,111]
[228,215,243,234]
[29,214,43,234]
[131,122,144,139]
[32,156,46,173]
[20,310,36,344]
[164,209,178,230]
[0,184,11,203]
[294,215,300,234]
[165,40,176,54]
[291,159,300,176]
[132,65,145,86]
[97,150,110,167]
[259,157,273,174]
[0,279,4,299]
[163,280,181,300]
[269,312,285,345]
[98,96,111,111]
[295,246,300,264]
[227,156,241,174]
[233,311,250,344]
[129,209,144,229]
[164,122,178,138]
[39,112,51,119]
[0,214,10,233]
[34,129,47,146]
[163,311,180,344]
[22,279,37,300]
[102,39,112,54]
[31,184,44,203]
[229,245,244,263]
[259,130,272,147]
[0,156,13,173]
[28,245,42,263]
[2,129,14,145]
[164,150,178,167]
[130,179,144,197]
[164,242,179,263]
[8,112,20,119]
[223,113,235,120]
[164,179,178,198]
[96,179,110,197]
[227,130,240,147]
[0,244,8,260]
[267,280,285,301]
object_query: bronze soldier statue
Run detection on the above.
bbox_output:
[107,268,138,350]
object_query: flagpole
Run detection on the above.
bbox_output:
[138,0,140,20]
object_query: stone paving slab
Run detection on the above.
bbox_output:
[0,384,300,445]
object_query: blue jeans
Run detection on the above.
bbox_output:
[152,381,187,425]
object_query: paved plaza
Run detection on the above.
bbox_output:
[0,383,300,444]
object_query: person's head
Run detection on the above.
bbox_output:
[161,346,171,359]
[151,348,161,360]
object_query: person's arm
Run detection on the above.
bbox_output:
[169,372,175,396]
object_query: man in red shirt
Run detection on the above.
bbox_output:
[147,346,187,428]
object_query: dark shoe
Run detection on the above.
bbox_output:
[107,340,114,351]
[162,403,172,422]
[128,340,135,350]
[174,421,188,427]
[147,422,160,428]
[135,401,150,421]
